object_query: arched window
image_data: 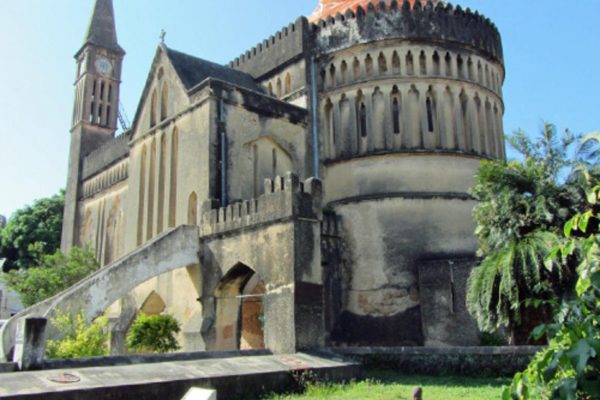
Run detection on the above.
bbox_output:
[406,51,414,75]
[276,78,282,98]
[340,60,348,84]
[391,86,401,135]
[457,55,465,79]
[168,128,179,227]
[161,83,168,122]
[108,85,113,102]
[467,57,474,81]
[100,81,105,101]
[419,51,427,75]
[284,73,292,94]
[147,138,157,240]
[157,133,167,233]
[357,101,367,138]
[365,54,373,77]
[445,53,452,77]
[150,89,158,127]
[392,51,401,74]
[378,52,387,74]
[432,52,440,76]
[137,145,147,246]
[352,57,360,81]
[426,97,434,133]
[325,99,335,154]
[329,64,336,88]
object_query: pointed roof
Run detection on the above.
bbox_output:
[164,47,260,92]
[82,0,124,54]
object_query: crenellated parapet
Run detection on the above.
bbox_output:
[200,172,322,237]
[228,18,310,79]
[313,0,503,64]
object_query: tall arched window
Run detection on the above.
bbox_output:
[426,97,435,133]
[406,51,414,75]
[378,52,387,74]
[325,99,335,156]
[357,99,367,139]
[391,86,401,135]
[329,64,336,88]
[432,52,440,76]
[150,89,158,127]
[276,78,282,98]
[352,57,361,81]
[147,138,157,240]
[365,54,373,77]
[284,73,292,95]
[392,51,401,75]
[340,60,348,85]
[168,128,179,227]
[445,53,452,77]
[419,51,427,75]
[161,83,168,122]
[157,133,167,233]
[457,55,465,79]
[137,145,147,246]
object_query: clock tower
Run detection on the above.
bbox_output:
[61,0,125,251]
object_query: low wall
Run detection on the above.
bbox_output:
[42,349,270,370]
[331,346,542,377]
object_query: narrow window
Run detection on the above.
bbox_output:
[108,84,113,102]
[268,82,273,96]
[98,104,103,125]
[168,128,178,227]
[100,81,105,101]
[467,57,474,80]
[137,145,147,246]
[426,97,434,132]
[445,53,452,77]
[457,55,465,79]
[406,51,414,75]
[285,73,292,94]
[276,78,282,97]
[365,54,373,77]
[161,83,168,121]
[92,80,97,99]
[358,102,367,138]
[340,60,348,84]
[150,90,157,127]
[392,98,401,134]
[329,64,336,88]
[272,148,277,177]
[188,192,198,226]
[252,144,259,197]
[419,51,427,75]
[392,51,401,74]
[378,52,387,74]
[432,52,440,76]
[106,105,111,126]
[353,57,360,81]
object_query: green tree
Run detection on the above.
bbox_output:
[2,247,99,307]
[0,191,64,272]
[45,310,109,359]
[467,124,589,342]
[505,156,600,399]
[126,313,181,353]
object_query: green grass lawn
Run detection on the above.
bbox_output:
[261,370,510,400]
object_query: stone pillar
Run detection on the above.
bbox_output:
[12,318,47,371]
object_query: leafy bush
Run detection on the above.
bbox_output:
[126,313,180,353]
[2,247,99,307]
[46,311,109,359]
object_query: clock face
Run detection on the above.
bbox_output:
[95,58,113,76]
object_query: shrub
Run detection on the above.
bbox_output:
[126,313,180,353]
[45,311,109,359]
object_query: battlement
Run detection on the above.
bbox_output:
[228,17,310,79]
[313,0,503,64]
[200,172,322,237]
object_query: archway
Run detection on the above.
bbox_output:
[214,263,265,351]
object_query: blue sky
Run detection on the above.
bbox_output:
[0,0,598,218]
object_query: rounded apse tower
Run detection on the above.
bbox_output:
[313,0,505,346]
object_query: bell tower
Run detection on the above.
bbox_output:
[61,0,125,251]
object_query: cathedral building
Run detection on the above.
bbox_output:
[60,0,505,353]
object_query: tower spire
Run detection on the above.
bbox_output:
[83,0,124,54]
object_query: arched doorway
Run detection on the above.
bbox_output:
[214,263,265,351]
